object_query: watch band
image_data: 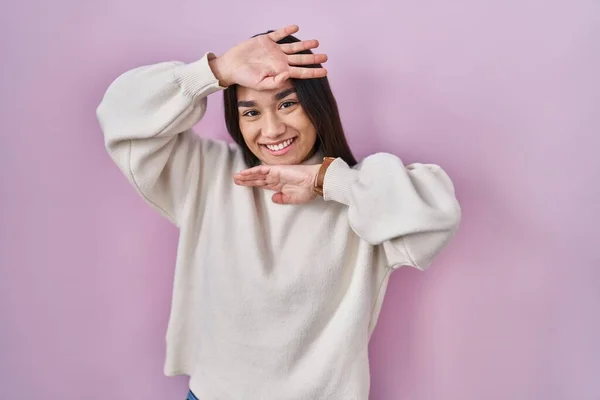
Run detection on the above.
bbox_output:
[313,157,336,196]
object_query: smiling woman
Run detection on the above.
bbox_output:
[235,84,317,164]
[223,31,357,169]
[96,24,462,399]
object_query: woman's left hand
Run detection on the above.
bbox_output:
[233,164,321,204]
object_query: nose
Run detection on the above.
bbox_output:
[261,112,285,139]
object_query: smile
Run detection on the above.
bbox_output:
[262,137,297,155]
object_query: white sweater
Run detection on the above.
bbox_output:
[96,53,461,400]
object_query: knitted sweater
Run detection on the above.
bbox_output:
[96,53,461,400]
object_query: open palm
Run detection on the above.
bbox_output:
[233,164,321,205]
[216,25,328,90]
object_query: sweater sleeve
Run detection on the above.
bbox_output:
[96,53,226,226]
[322,153,461,270]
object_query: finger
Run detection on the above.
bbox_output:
[268,25,299,42]
[274,71,290,86]
[237,174,279,188]
[234,178,267,187]
[257,71,291,90]
[280,40,319,54]
[257,79,275,91]
[239,166,269,175]
[236,175,266,183]
[288,66,328,79]
[287,53,328,66]
[235,172,266,180]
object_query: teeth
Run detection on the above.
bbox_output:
[266,138,294,151]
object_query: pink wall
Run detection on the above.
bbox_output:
[1,0,598,399]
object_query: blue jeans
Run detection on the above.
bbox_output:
[186,390,198,400]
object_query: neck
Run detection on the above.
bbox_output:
[301,146,323,165]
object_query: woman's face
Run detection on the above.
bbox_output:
[236,82,317,165]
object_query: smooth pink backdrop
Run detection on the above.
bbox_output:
[1,0,598,399]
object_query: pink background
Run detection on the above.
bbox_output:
[1,0,599,399]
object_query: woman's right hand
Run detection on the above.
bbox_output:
[208,25,328,90]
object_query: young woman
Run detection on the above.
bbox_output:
[97,25,461,400]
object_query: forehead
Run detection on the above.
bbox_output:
[236,81,296,102]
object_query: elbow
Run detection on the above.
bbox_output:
[96,91,120,145]
[97,104,124,158]
[95,66,146,144]
[414,203,461,270]
[96,102,111,144]
[447,199,462,233]
[416,194,462,236]
[432,199,461,247]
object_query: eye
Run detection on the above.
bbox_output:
[279,101,297,110]
[242,110,259,117]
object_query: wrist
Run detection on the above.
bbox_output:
[312,164,321,187]
[208,54,233,87]
[313,157,336,197]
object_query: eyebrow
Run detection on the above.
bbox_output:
[237,88,297,108]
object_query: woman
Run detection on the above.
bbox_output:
[97,25,461,400]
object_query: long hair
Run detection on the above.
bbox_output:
[223,31,357,168]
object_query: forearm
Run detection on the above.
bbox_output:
[95,52,226,226]
[322,153,461,269]
[97,52,224,145]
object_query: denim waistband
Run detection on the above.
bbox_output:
[186,390,199,400]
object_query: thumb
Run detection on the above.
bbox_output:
[274,71,290,85]
[260,71,290,90]
[272,192,288,205]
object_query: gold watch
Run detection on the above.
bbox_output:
[313,157,336,196]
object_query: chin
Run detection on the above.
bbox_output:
[258,154,299,166]
[257,146,307,165]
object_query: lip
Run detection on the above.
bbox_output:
[262,137,297,156]
[260,137,297,146]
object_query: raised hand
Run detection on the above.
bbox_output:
[233,164,322,205]
[209,25,328,90]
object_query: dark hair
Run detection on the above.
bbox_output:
[223,31,357,168]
